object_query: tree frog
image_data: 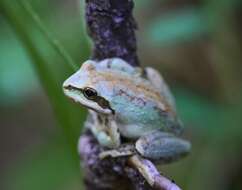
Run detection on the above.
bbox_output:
[63,58,191,163]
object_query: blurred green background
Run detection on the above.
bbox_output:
[0,0,241,189]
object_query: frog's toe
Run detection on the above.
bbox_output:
[99,144,136,159]
[99,150,114,159]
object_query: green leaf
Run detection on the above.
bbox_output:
[0,31,38,105]
[0,0,88,165]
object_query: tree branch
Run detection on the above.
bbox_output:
[85,0,139,66]
[79,0,183,189]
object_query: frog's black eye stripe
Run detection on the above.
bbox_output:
[83,87,98,100]
[82,87,115,114]
[97,97,115,115]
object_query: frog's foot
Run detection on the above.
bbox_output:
[99,144,136,159]
[135,131,191,164]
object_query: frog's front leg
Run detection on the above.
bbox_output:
[106,119,121,148]
[135,130,191,164]
[86,112,121,148]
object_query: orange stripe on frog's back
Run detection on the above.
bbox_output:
[91,70,174,112]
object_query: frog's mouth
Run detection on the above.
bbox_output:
[63,85,115,115]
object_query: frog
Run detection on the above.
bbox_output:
[63,58,191,164]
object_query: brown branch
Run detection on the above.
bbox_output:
[85,0,139,66]
[79,130,152,190]
[79,0,183,189]
[79,130,182,190]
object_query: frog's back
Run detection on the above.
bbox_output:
[91,58,182,137]
[96,69,181,137]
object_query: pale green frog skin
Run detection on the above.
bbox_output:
[63,58,190,163]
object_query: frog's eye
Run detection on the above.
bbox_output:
[83,87,98,100]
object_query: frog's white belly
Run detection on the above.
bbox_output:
[118,123,158,139]
[113,98,166,139]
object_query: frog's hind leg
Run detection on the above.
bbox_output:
[145,67,176,110]
[135,131,191,164]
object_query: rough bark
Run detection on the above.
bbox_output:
[85,0,139,66]
[79,130,153,190]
